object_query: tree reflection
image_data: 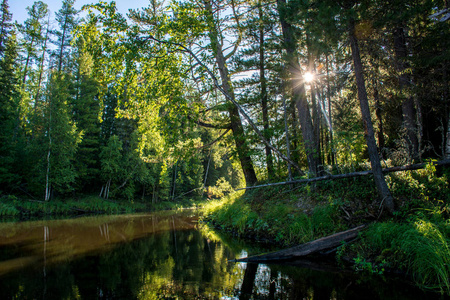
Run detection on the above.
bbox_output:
[0,213,445,299]
[240,263,258,299]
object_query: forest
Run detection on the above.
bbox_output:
[0,0,449,208]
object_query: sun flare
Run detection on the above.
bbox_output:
[303,72,315,83]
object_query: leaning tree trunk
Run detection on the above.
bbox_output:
[204,0,258,186]
[349,19,395,214]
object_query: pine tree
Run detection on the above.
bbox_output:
[0,0,13,58]
[42,72,80,199]
[53,0,78,72]
[72,39,101,192]
[234,0,280,180]
[0,28,20,191]
[17,1,48,86]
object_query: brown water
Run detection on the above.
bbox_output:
[0,211,447,299]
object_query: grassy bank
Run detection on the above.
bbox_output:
[0,195,201,220]
[201,163,450,295]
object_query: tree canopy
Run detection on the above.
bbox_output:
[0,0,448,210]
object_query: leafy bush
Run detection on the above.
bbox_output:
[0,202,19,216]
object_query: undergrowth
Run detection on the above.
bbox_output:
[0,195,157,218]
[357,218,450,293]
[201,163,450,295]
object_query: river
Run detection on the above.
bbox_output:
[0,211,446,299]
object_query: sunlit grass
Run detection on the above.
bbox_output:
[361,218,450,294]
[200,190,244,217]
[199,165,450,294]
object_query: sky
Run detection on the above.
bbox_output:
[9,0,151,24]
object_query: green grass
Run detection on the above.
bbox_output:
[201,188,343,246]
[200,164,450,294]
[360,219,450,293]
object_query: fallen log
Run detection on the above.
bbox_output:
[233,224,366,263]
[238,159,450,191]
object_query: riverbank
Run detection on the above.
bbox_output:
[201,163,450,295]
[0,195,199,220]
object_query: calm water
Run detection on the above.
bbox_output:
[0,211,446,299]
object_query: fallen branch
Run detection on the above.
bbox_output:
[238,159,450,191]
[233,224,366,263]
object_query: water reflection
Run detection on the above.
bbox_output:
[0,212,447,299]
[0,212,243,299]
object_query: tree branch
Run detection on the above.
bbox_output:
[141,35,305,176]
[224,0,243,60]
[188,115,232,129]
[196,128,230,150]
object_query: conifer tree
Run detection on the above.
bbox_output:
[41,72,80,199]
[277,0,322,177]
[17,1,48,86]
[0,0,12,58]
[203,0,258,186]
[234,0,279,180]
[0,27,20,191]
[53,0,78,72]
[73,39,101,191]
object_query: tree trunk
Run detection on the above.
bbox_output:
[205,0,258,186]
[240,263,258,299]
[325,53,336,166]
[171,161,177,201]
[34,15,50,115]
[283,95,293,182]
[234,225,366,262]
[445,64,450,159]
[349,19,395,213]
[44,82,52,202]
[393,26,418,161]
[446,111,450,159]
[373,77,385,153]
[277,0,321,177]
[308,44,322,171]
[22,36,34,85]
[259,1,274,179]
[58,14,68,72]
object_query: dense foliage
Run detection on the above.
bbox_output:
[0,0,448,209]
